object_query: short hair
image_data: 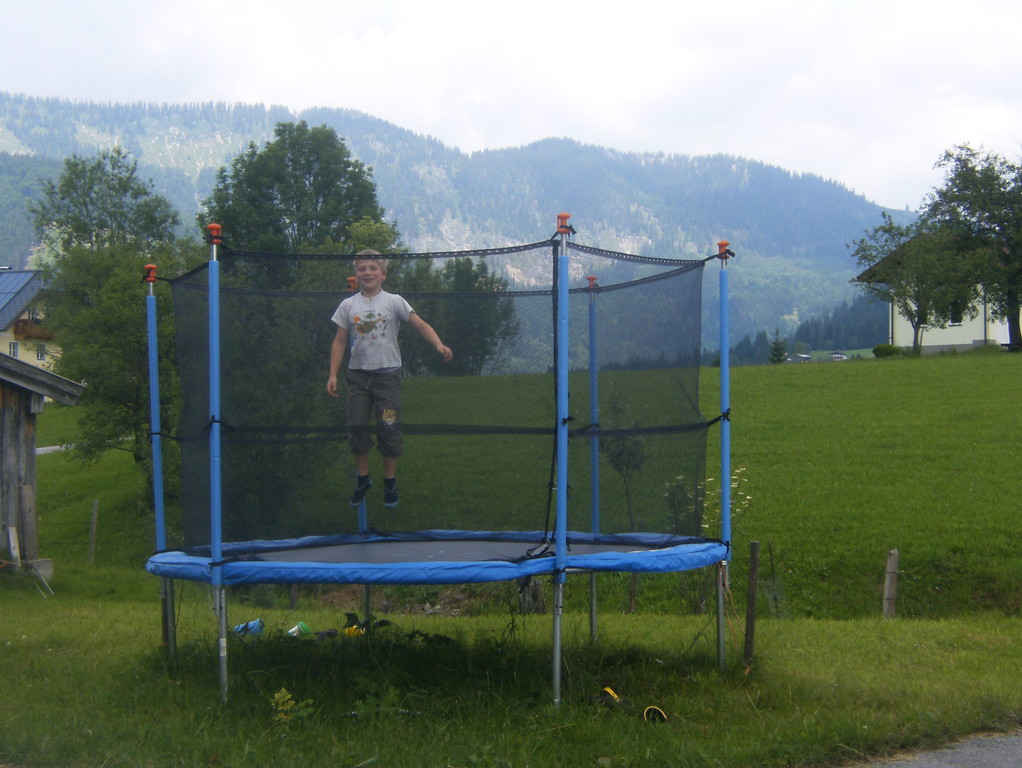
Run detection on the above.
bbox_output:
[354,249,387,274]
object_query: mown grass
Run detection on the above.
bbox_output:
[3,349,1021,767]
[728,348,1022,618]
[2,578,1021,768]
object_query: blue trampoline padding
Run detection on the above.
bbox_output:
[146,530,728,586]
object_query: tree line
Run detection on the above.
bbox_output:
[722,293,888,366]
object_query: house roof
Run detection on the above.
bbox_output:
[0,269,44,331]
[0,352,84,405]
[855,232,935,284]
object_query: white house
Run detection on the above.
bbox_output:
[0,270,54,368]
[885,297,1010,353]
[856,249,1010,353]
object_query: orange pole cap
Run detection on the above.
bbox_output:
[143,264,158,283]
[586,275,598,289]
[556,212,572,234]
[206,223,222,244]
[347,276,358,292]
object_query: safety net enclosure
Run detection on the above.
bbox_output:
[146,221,731,587]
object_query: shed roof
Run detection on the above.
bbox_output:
[0,270,44,331]
[0,352,84,406]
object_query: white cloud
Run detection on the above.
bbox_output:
[4,0,1022,210]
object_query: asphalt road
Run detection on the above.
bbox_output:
[846,730,1022,767]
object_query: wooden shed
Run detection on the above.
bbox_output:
[1,353,84,578]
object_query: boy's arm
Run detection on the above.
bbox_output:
[408,312,453,363]
[327,326,348,396]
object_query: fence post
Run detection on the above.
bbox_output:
[744,541,760,665]
[883,548,899,618]
[87,500,99,565]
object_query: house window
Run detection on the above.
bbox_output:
[36,344,47,361]
[949,302,965,327]
[8,341,18,358]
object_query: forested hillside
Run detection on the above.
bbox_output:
[0,92,909,345]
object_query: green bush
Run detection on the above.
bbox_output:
[872,343,902,358]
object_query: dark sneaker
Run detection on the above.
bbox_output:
[384,485,399,508]
[349,477,372,506]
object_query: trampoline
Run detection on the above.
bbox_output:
[147,530,728,585]
[144,214,736,701]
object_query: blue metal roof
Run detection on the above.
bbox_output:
[0,270,43,331]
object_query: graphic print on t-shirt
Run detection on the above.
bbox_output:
[352,310,389,340]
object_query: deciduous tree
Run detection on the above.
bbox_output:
[200,120,397,255]
[30,147,179,254]
[398,257,519,376]
[925,144,1022,350]
[851,212,979,354]
[32,149,200,479]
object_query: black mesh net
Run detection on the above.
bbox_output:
[171,239,712,552]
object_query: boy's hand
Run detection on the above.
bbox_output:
[438,345,453,363]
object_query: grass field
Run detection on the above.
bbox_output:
[728,348,1022,619]
[2,349,1021,767]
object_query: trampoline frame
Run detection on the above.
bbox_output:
[144,218,735,703]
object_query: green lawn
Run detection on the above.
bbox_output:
[3,348,1021,767]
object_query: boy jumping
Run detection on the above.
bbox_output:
[327,250,453,507]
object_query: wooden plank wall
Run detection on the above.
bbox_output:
[1,383,39,562]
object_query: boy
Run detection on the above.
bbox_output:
[326,250,453,507]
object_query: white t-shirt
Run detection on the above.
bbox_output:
[331,290,413,371]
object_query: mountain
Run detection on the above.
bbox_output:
[0,92,909,346]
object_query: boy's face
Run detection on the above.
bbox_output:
[354,259,386,294]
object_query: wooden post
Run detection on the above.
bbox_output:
[20,485,37,561]
[87,500,99,565]
[6,525,20,564]
[744,541,759,665]
[883,548,899,618]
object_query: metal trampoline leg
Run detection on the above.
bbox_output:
[589,573,598,641]
[716,561,728,672]
[161,577,177,660]
[552,579,564,706]
[214,586,229,701]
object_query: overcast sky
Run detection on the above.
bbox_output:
[4,0,1021,211]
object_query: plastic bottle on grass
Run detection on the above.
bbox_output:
[233,619,264,638]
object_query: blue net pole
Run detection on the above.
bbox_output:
[718,245,732,550]
[144,268,166,552]
[208,246,224,581]
[587,274,600,640]
[552,214,573,706]
[587,275,600,535]
[206,225,228,701]
[717,241,733,672]
[145,265,176,659]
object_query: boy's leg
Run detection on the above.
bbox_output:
[382,455,399,507]
[346,370,375,506]
[371,371,403,508]
[349,454,372,506]
[371,371,404,461]
[356,454,371,476]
